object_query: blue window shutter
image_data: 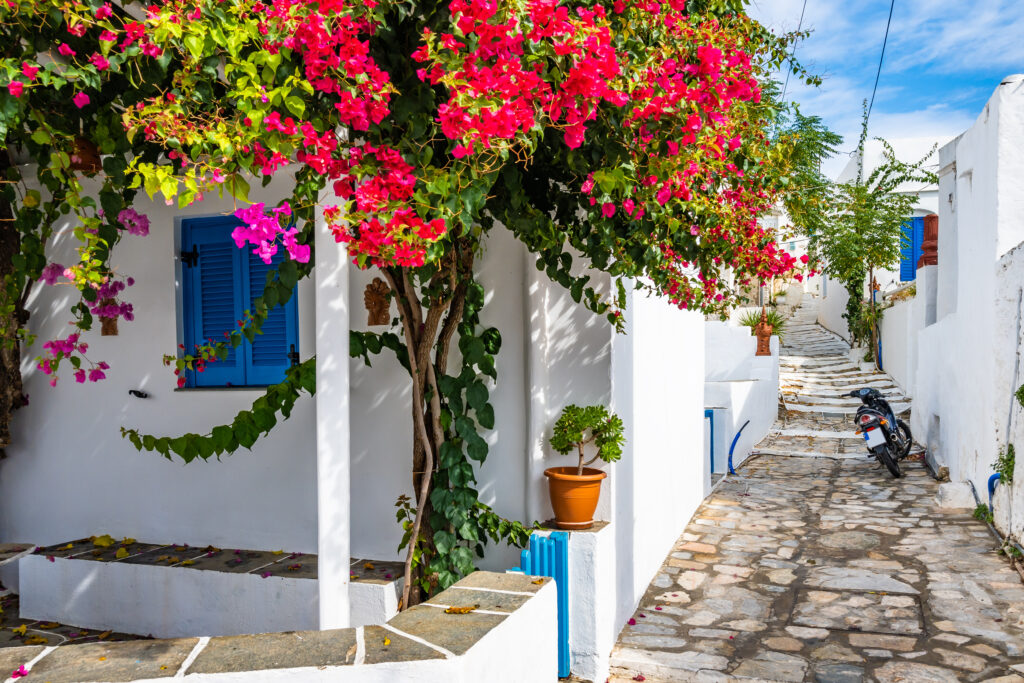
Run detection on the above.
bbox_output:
[899,220,916,282]
[243,249,299,386]
[182,217,245,387]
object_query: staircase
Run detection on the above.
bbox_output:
[754,296,911,459]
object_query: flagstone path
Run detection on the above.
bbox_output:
[609,297,1024,682]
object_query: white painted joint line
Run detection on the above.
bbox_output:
[354,626,366,666]
[381,624,456,659]
[420,603,510,617]
[450,585,536,597]
[3,645,56,683]
[175,636,210,678]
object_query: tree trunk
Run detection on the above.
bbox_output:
[0,149,28,460]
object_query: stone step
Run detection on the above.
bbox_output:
[783,402,911,415]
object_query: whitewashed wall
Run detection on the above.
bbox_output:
[818,274,850,341]
[610,287,706,632]
[912,75,1024,544]
[878,296,919,396]
[346,230,614,571]
[0,171,319,554]
[704,321,779,472]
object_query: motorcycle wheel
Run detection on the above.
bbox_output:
[875,445,902,478]
[897,419,912,458]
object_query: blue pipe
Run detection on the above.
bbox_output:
[875,324,883,372]
[704,409,715,473]
[728,420,750,475]
[988,473,1002,512]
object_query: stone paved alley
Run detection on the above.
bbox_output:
[610,299,1024,682]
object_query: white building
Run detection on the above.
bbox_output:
[0,165,780,680]
[877,75,1024,543]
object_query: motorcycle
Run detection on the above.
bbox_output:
[848,387,912,478]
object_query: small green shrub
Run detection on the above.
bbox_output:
[995,444,1015,485]
[738,309,787,343]
[973,504,994,524]
[1016,383,1024,409]
[550,405,625,476]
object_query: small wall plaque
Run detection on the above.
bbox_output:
[364,278,390,326]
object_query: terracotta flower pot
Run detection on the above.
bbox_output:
[544,466,606,530]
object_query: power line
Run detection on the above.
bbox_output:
[866,0,896,129]
[780,0,809,104]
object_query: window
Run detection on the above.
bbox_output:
[899,217,925,282]
[180,215,299,388]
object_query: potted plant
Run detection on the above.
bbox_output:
[546,405,625,529]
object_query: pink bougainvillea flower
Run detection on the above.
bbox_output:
[90,53,110,71]
[11,665,28,679]
[627,618,636,626]
[800,254,809,264]
[58,43,76,56]
[7,81,23,98]
[632,675,646,682]
[21,63,39,81]
[72,92,90,108]
[39,263,64,285]
[74,369,86,384]
[260,571,272,578]
[95,2,113,19]
[98,30,116,42]
[601,202,616,218]
[118,208,150,236]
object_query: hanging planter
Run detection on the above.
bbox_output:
[545,405,625,530]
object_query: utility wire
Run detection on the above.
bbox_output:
[780,0,809,104]
[866,0,896,129]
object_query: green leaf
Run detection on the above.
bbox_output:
[284,95,305,119]
[465,381,487,412]
[476,403,495,430]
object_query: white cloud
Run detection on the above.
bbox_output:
[747,0,1015,177]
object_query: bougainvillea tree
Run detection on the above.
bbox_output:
[1,0,810,605]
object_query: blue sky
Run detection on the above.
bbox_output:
[748,0,1024,177]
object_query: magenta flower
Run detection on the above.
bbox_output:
[602,202,616,218]
[260,571,271,578]
[73,92,90,108]
[74,369,86,384]
[11,665,28,679]
[39,262,64,285]
[21,63,39,81]
[58,43,76,57]
[117,208,150,236]
[99,30,116,42]
[89,53,110,71]
[8,81,23,98]
[95,2,112,19]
